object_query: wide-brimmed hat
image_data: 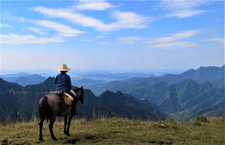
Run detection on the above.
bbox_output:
[58,64,71,71]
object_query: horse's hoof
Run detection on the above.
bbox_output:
[39,137,44,141]
[64,131,67,134]
[52,137,57,141]
[66,133,71,136]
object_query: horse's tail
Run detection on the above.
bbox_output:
[39,96,50,122]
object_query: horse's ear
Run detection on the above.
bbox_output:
[81,86,83,89]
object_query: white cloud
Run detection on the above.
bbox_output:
[167,10,206,18]
[81,39,93,42]
[159,0,209,18]
[96,35,105,38]
[118,36,146,44]
[108,11,152,30]
[33,20,85,37]
[97,42,111,45]
[153,30,202,42]
[203,38,224,43]
[77,0,115,11]
[152,41,197,49]
[27,27,48,35]
[0,33,64,44]
[0,23,13,28]
[146,30,202,49]
[118,30,202,49]
[31,6,151,31]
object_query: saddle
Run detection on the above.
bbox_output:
[50,91,74,105]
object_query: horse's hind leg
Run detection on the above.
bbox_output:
[49,117,57,141]
[39,116,44,141]
[64,116,67,135]
[66,116,72,136]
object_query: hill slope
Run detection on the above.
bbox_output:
[0,117,224,145]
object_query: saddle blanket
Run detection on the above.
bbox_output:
[50,90,76,105]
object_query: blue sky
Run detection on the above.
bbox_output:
[0,0,224,73]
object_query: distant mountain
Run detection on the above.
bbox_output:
[204,107,225,118]
[0,78,166,123]
[70,72,154,89]
[1,72,30,77]
[1,73,46,86]
[0,78,24,121]
[71,78,105,89]
[88,65,225,95]
[109,79,224,121]
[0,78,23,92]
[78,90,166,120]
[210,78,225,88]
[82,72,150,80]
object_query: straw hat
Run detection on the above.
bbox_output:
[58,64,71,71]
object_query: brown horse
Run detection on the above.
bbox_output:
[38,86,84,141]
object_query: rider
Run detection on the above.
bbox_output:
[54,64,78,108]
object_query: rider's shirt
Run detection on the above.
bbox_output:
[54,72,71,92]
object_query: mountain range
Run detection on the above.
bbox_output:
[1,73,46,86]
[110,79,224,121]
[0,78,166,123]
[0,65,224,123]
[88,65,224,95]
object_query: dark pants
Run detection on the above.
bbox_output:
[65,91,78,114]
[66,91,78,103]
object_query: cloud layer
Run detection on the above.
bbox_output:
[119,30,203,49]
[0,34,64,44]
[31,6,151,32]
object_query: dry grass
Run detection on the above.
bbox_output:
[0,117,224,145]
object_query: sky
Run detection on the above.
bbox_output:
[0,0,224,74]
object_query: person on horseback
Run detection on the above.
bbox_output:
[54,64,78,107]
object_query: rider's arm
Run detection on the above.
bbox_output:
[68,76,72,90]
[54,75,58,84]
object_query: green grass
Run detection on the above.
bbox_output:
[0,117,224,145]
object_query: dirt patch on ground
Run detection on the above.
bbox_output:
[1,139,9,145]
[84,135,95,140]
[142,140,173,145]
[63,138,80,144]
[1,137,30,145]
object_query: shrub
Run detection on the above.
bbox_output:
[196,115,209,123]
[192,121,201,126]
[167,118,177,124]
[110,116,117,120]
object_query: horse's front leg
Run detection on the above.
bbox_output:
[64,116,67,135]
[66,116,73,136]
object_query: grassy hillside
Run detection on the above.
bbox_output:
[0,117,224,145]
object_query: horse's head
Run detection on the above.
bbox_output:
[74,86,84,104]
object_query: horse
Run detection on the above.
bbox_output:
[38,86,84,141]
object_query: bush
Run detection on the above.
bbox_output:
[196,115,209,123]
[167,118,177,124]
[192,121,201,126]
